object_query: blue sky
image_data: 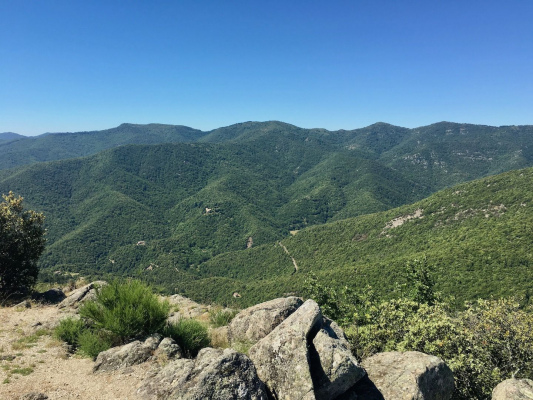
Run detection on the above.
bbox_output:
[1,0,532,135]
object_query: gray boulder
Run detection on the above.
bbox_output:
[156,337,183,360]
[248,299,365,400]
[229,296,303,345]
[492,378,533,400]
[138,347,268,400]
[312,326,365,399]
[58,281,107,309]
[93,334,162,373]
[352,351,454,400]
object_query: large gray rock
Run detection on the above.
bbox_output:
[312,326,365,399]
[156,337,183,360]
[93,334,162,373]
[353,351,454,400]
[58,281,107,309]
[138,347,268,400]
[229,296,303,344]
[248,299,365,400]
[249,299,322,400]
[492,378,533,400]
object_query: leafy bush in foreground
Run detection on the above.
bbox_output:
[54,317,85,347]
[76,329,114,359]
[345,297,533,400]
[79,280,170,343]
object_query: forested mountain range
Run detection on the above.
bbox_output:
[0,121,532,306]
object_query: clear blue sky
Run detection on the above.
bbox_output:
[1,0,532,136]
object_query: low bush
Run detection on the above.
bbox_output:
[76,330,113,359]
[162,319,210,358]
[79,280,170,343]
[54,317,85,347]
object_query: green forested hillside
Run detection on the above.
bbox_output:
[144,167,533,308]
[0,136,421,280]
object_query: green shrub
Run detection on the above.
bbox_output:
[76,330,113,359]
[79,280,170,343]
[54,317,85,347]
[345,297,533,400]
[209,308,238,328]
[162,319,209,358]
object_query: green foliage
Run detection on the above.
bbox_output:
[405,257,437,305]
[76,330,113,359]
[54,317,85,347]
[0,192,45,299]
[162,319,210,358]
[345,298,533,400]
[79,280,170,343]
[308,265,533,399]
[208,308,238,328]
[303,271,376,326]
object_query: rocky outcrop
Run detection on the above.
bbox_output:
[492,378,533,400]
[228,296,303,345]
[248,299,365,400]
[58,281,107,309]
[138,347,268,400]
[348,351,454,400]
[93,334,163,373]
[166,294,211,320]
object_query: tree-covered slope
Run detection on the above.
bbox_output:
[150,167,533,308]
[0,136,421,280]
[378,122,533,190]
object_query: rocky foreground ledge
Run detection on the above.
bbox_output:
[7,285,531,400]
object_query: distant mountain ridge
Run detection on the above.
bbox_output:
[0,132,25,141]
[1,121,532,176]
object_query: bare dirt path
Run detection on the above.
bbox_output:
[0,304,148,400]
[279,241,299,272]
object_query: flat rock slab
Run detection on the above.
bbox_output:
[58,281,107,309]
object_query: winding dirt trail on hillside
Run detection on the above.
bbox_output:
[279,241,299,272]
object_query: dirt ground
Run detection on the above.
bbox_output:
[0,304,149,400]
